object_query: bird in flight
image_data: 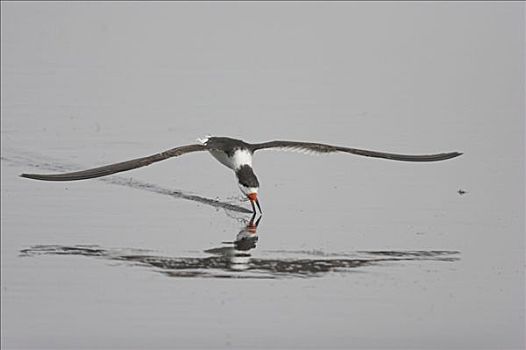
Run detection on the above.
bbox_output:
[20,136,462,213]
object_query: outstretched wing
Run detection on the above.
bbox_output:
[20,144,207,181]
[251,141,462,162]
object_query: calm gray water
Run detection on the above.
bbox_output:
[1,2,524,349]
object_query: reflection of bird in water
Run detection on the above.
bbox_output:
[205,213,262,271]
[20,136,462,213]
[231,213,261,251]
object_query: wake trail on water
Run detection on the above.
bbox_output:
[2,149,253,215]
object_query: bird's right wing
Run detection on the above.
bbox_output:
[20,144,207,181]
[251,141,462,162]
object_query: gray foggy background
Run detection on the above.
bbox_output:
[1,2,524,349]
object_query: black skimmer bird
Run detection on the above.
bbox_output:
[20,136,462,213]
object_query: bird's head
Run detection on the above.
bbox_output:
[239,184,262,213]
[236,165,262,213]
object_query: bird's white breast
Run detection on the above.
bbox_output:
[209,149,253,170]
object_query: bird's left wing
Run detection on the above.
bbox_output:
[20,144,207,181]
[251,140,462,162]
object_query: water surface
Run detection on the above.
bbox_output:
[1,2,524,349]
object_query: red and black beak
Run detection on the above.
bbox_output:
[247,193,262,214]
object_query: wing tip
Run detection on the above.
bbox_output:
[20,173,44,180]
[431,151,462,161]
[20,173,64,181]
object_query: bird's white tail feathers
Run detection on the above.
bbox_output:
[196,135,212,145]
